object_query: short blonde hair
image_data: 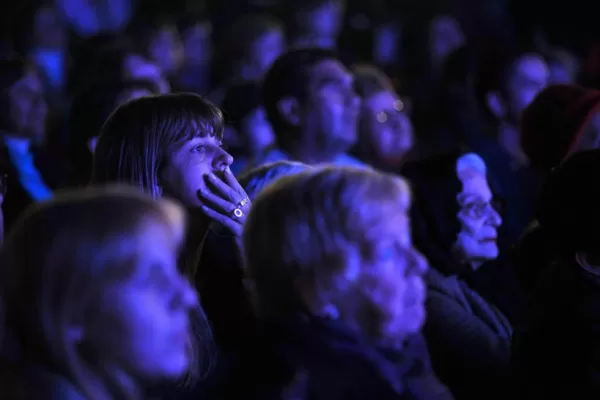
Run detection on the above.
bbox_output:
[243,166,411,336]
[0,185,195,399]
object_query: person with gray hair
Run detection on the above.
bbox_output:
[220,166,452,399]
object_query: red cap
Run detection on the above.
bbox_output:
[520,84,600,172]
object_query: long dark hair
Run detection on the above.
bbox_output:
[91,93,224,199]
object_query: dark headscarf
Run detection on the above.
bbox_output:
[402,151,466,276]
[404,151,525,322]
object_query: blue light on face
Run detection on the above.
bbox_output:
[31,49,65,88]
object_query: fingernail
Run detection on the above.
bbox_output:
[208,173,216,180]
[224,166,232,175]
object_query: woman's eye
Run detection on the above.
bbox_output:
[193,145,206,153]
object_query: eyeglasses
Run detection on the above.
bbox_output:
[457,194,500,219]
[374,99,410,124]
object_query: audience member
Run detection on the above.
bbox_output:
[0,186,198,399]
[404,152,516,399]
[220,81,276,174]
[286,0,346,50]
[0,58,53,233]
[91,93,249,280]
[513,84,600,293]
[228,166,452,399]
[250,48,363,169]
[471,46,549,249]
[0,4,599,399]
[176,13,214,94]
[219,13,285,84]
[513,149,600,399]
[352,64,414,169]
[128,16,185,80]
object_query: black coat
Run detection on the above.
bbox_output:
[512,259,600,399]
[210,315,453,400]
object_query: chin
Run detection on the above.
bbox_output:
[479,243,499,260]
[409,308,426,334]
[158,355,191,380]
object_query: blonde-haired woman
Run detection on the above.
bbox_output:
[0,186,199,399]
[222,167,452,399]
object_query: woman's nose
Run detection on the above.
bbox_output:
[178,280,198,310]
[213,147,234,171]
[487,207,503,227]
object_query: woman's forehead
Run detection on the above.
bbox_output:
[459,172,492,198]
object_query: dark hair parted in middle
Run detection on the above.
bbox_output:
[91,93,224,198]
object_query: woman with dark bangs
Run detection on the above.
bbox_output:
[91,93,252,276]
[0,186,198,399]
[91,94,252,397]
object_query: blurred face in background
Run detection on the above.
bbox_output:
[182,21,213,67]
[123,54,170,94]
[32,6,66,50]
[147,25,184,76]
[361,90,413,166]
[302,59,360,153]
[505,54,549,121]
[366,202,428,340]
[8,68,48,143]
[373,23,401,66]
[239,107,276,155]
[30,6,67,88]
[248,29,285,78]
[85,223,197,380]
[429,15,465,70]
[547,61,574,84]
[298,1,345,42]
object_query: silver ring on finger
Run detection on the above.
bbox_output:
[232,207,244,218]
[237,197,250,208]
